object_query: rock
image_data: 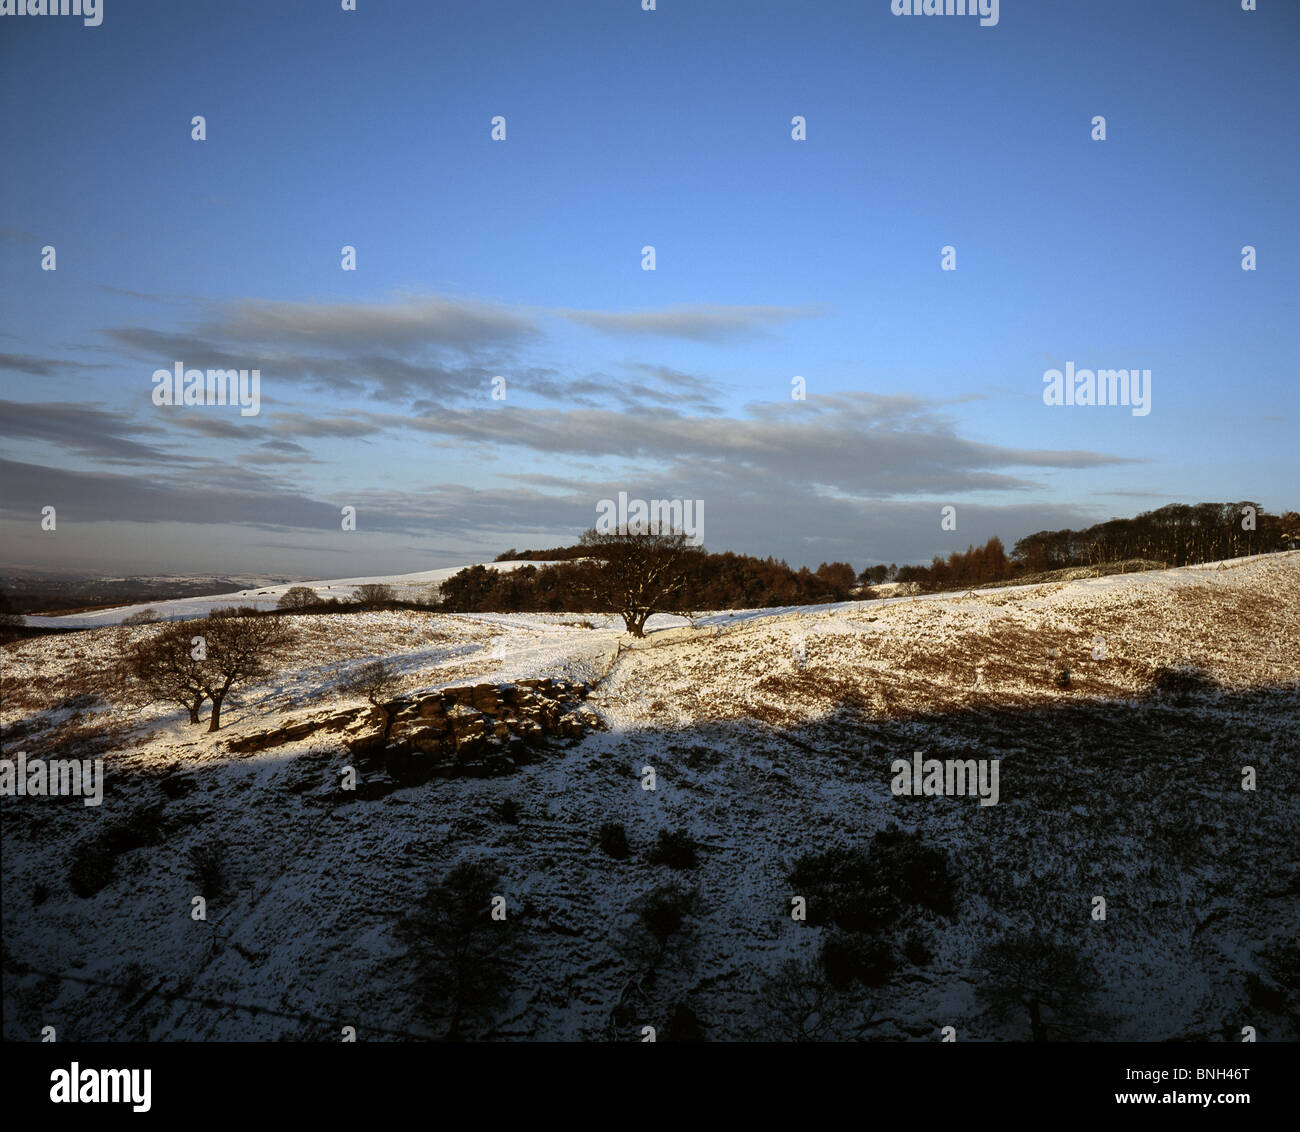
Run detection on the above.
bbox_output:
[229,677,601,775]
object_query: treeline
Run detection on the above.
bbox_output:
[493,546,590,562]
[1011,501,1297,571]
[439,554,860,613]
[879,501,1299,593]
[893,536,1016,591]
[453,500,1297,611]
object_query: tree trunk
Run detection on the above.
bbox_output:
[379,704,396,744]
[1028,997,1047,1042]
[624,611,647,637]
[208,694,224,732]
[188,702,201,725]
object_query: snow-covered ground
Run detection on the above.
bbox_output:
[17,560,570,629]
[2,552,1297,1042]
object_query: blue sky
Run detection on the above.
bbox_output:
[1,0,1296,576]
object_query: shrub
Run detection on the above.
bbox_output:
[67,839,116,897]
[787,846,891,930]
[186,842,227,899]
[866,824,956,917]
[639,884,696,945]
[277,586,321,611]
[1151,664,1217,703]
[122,608,161,625]
[496,798,522,825]
[902,929,933,967]
[99,805,166,857]
[159,773,195,800]
[1054,668,1071,688]
[820,933,895,990]
[648,828,699,870]
[67,805,167,898]
[663,1002,706,1042]
[598,821,630,859]
[786,825,955,931]
[1246,972,1287,1012]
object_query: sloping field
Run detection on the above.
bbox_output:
[2,553,1296,1041]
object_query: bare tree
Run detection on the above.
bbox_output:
[578,525,704,637]
[199,609,297,732]
[121,621,211,725]
[973,929,1103,1041]
[755,956,876,1042]
[339,658,403,745]
[353,583,395,606]
[397,860,514,1040]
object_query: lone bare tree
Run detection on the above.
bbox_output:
[578,525,704,637]
[973,929,1103,1041]
[756,956,876,1042]
[121,621,211,725]
[339,658,403,745]
[397,860,514,1041]
[199,608,297,732]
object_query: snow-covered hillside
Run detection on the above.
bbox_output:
[2,552,1297,1042]
[17,561,569,629]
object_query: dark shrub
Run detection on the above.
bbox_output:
[664,1002,706,1042]
[1151,665,1217,703]
[787,826,954,931]
[648,828,699,870]
[820,933,895,990]
[788,846,883,929]
[867,824,956,917]
[903,929,933,967]
[1054,668,1071,688]
[159,773,195,799]
[598,821,630,859]
[99,805,166,856]
[638,884,697,947]
[1246,972,1287,1012]
[186,843,226,899]
[496,798,522,825]
[67,839,116,897]
[67,806,168,898]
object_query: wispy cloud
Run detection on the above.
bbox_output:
[0,400,172,465]
[552,302,824,341]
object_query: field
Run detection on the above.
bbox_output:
[2,552,1297,1042]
